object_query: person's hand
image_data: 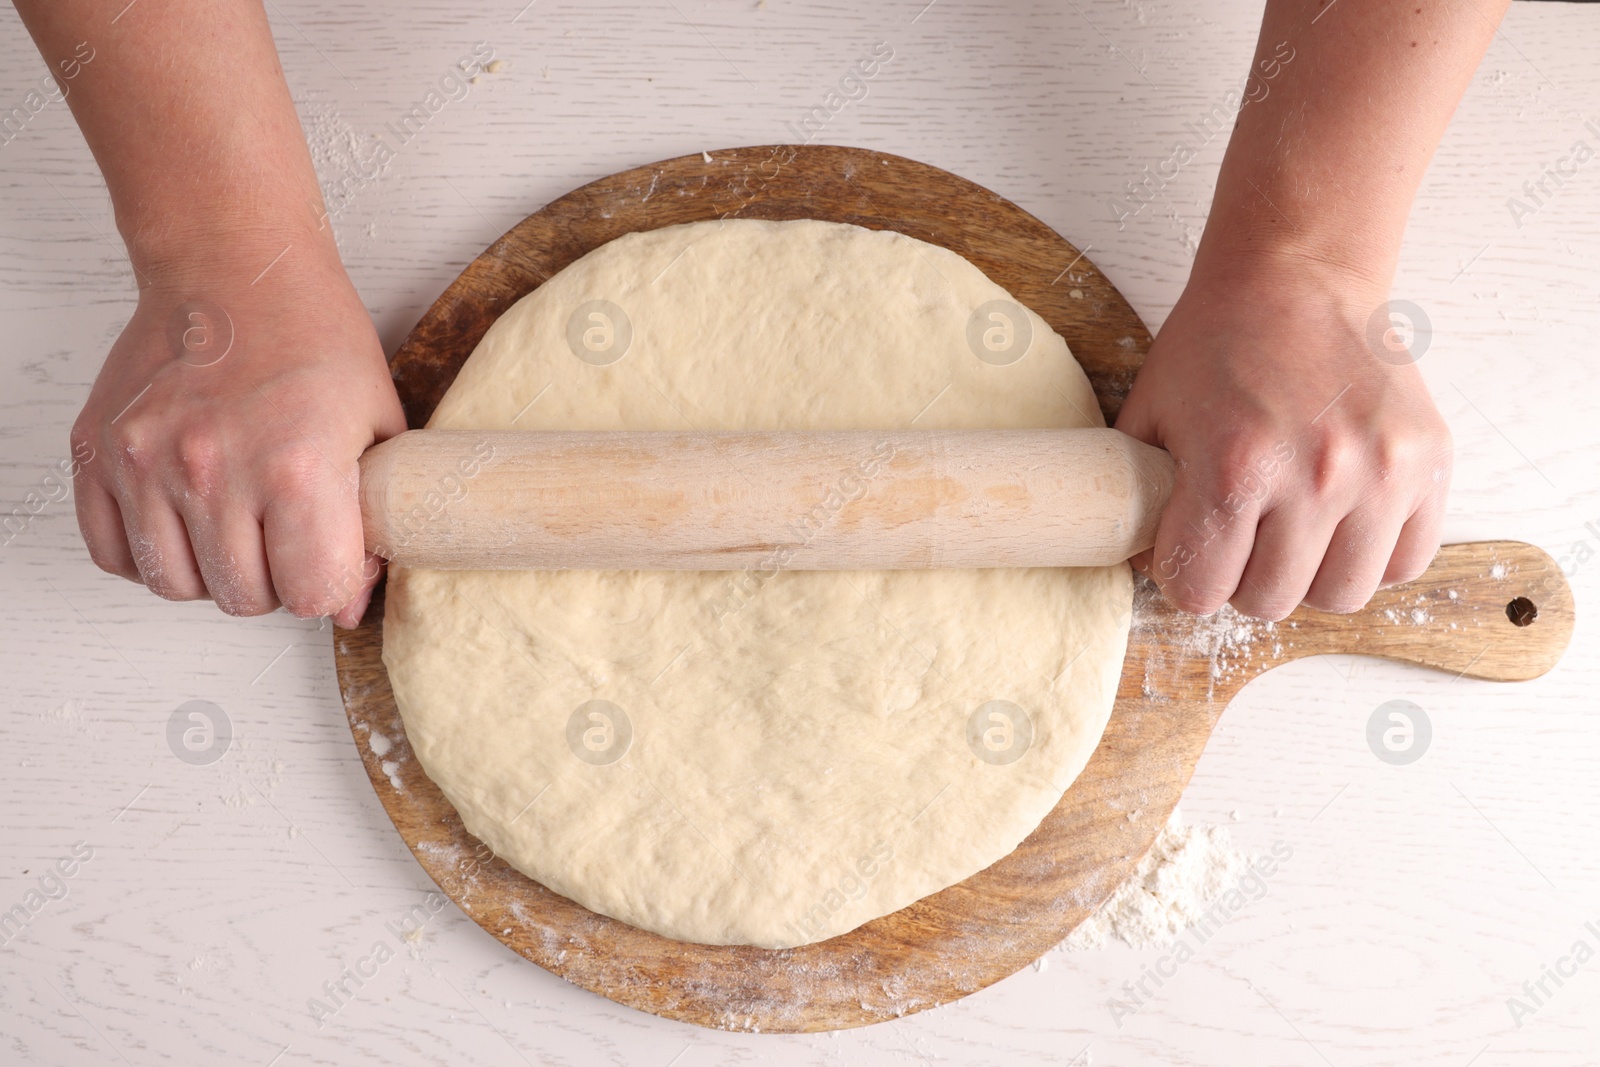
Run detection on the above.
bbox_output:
[1114,255,1452,620]
[71,239,406,627]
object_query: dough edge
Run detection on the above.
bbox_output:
[382,218,1133,948]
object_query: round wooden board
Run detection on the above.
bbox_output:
[334,145,1575,1033]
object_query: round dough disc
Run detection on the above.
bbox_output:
[383,218,1132,948]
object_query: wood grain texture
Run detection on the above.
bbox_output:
[334,146,1574,1032]
[359,427,1178,570]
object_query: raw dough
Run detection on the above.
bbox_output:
[383,218,1132,948]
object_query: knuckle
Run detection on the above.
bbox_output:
[68,420,95,451]
[1207,438,1289,512]
[1373,427,1446,485]
[1212,433,1269,473]
[1207,451,1260,501]
[174,426,227,496]
[68,423,99,472]
[1369,436,1409,480]
[1307,436,1358,498]
[263,445,333,496]
[108,417,158,478]
[1206,469,1258,512]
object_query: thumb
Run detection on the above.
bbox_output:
[1112,387,1160,447]
[334,387,406,628]
[1114,392,1165,580]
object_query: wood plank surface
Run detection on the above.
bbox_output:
[5,2,1598,1062]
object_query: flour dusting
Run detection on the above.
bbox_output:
[299,97,366,189]
[40,699,101,741]
[1166,598,1281,688]
[1062,808,1252,950]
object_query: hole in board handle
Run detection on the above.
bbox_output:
[1506,596,1537,627]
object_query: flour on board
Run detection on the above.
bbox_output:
[1061,808,1253,951]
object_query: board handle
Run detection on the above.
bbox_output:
[1275,540,1574,681]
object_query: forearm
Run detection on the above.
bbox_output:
[1197,0,1510,292]
[12,0,334,286]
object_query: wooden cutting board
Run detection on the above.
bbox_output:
[333,145,1575,1033]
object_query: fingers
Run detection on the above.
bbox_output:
[1146,471,1262,615]
[119,493,208,601]
[1114,408,1160,583]
[75,480,139,581]
[1303,505,1407,615]
[182,504,280,617]
[1235,491,1441,619]
[1384,496,1445,587]
[1231,504,1344,621]
[87,420,377,622]
[262,459,367,620]
[331,552,384,630]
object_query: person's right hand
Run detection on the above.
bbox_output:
[1114,254,1452,621]
[71,239,406,627]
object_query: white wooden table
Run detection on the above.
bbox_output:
[3,2,1598,1063]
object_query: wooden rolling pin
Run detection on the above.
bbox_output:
[359,428,1176,570]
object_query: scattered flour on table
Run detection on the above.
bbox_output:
[298,97,366,187]
[39,699,101,741]
[1062,808,1253,951]
[294,94,394,245]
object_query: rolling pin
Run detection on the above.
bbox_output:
[359,428,1176,570]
